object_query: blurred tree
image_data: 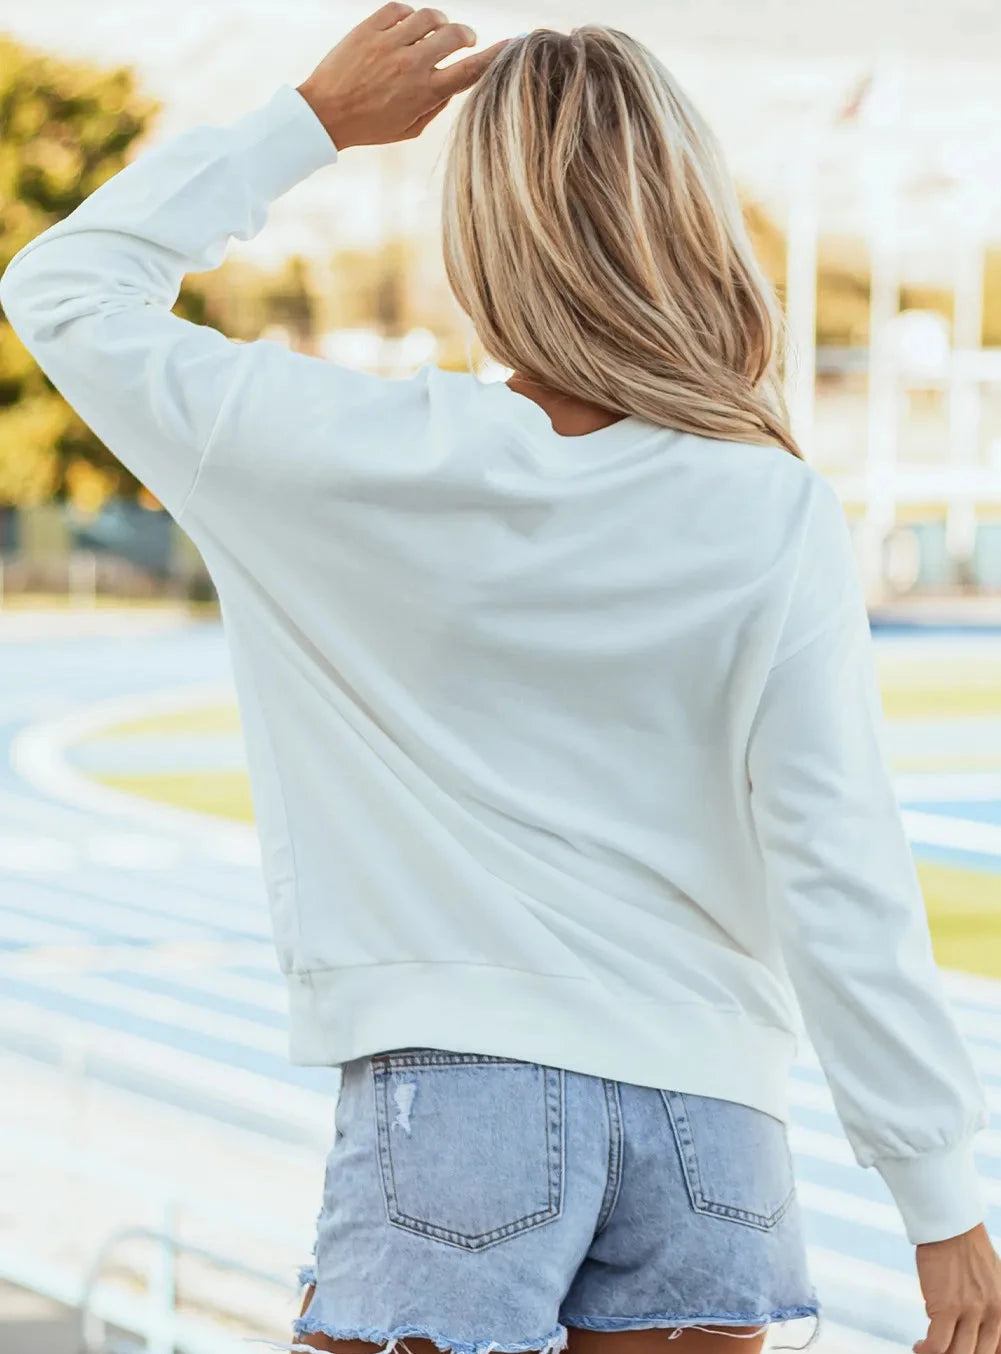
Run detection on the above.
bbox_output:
[0,35,212,511]
[186,257,297,345]
[325,237,420,336]
[743,199,785,290]
[263,254,319,353]
[982,249,1001,347]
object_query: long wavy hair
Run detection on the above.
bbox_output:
[440,26,802,459]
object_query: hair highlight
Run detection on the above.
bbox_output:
[441,27,802,459]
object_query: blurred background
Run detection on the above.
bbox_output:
[1,1,1001,1351]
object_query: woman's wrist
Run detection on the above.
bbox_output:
[295,81,347,151]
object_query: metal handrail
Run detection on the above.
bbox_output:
[0,1123,312,1354]
[77,1219,297,1354]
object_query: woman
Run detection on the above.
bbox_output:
[2,8,999,1354]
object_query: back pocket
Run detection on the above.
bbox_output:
[661,1088,796,1231]
[372,1051,565,1251]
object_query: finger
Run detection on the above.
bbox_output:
[366,1,415,31]
[392,6,448,44]
[947,1316,985,1354]
[401,97,451,138]
[915,1313,959,1354]
[974,1315,1001,1354]
[429,36,512,98]
[415,20,476,67]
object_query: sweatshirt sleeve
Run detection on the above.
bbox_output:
[0,84,339,522]
[746,475,989,1245]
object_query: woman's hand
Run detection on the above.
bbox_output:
[915,1224,1001,1354]
[296,2,511,151]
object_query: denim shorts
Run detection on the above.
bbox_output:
[282,1048,821,1354]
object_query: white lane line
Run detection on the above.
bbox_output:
[798,1179,904,1234]
[0,910,91,945]
[902,808,1001,857]
[68,732,246,776]
[131,962,290,1014]
[0,836,80,872]
[0,994,333,1130]
[943,968,1001,1008]
[0,832,184,873]
[790,1063,1001,1138]
[0,608,191,642]
[0,882,221,944]
[9,682,259,865]
[0,848,269,934]
[0,783,152,837]
[788,1073,837,1109]
[86,833,184,870]
[896,772,1001,802]
[807,1244,922,1307]
[70,864,268,928]
[873,634,1001,663]
[0,940,278,978]
[35,972,288,1057]
[810,1320,913,1354]
[0,695,78,722]
[951,1004,1001,1048]
[791,1124,859,1169]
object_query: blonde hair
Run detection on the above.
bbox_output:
[441,26,802,459]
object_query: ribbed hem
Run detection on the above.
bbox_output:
[563,1307,821,1351]
[875,1136,986,1244]
[285,962,796,1122]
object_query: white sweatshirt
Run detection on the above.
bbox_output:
[0,82,988,1246]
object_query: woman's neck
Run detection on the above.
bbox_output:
[506,370,626,436]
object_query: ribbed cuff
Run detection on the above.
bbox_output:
[230,83,339,202]
[875,1137,986,1244]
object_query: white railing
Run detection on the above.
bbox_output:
[0,1123,309,1354]
[78,1221,295,1354]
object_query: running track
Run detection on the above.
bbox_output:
[1,611,1000,1348]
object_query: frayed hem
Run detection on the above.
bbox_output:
[297,1264,317,1288]
[563,1307,821,1350]
[771,1310,822,1352]
[268,1319,569,1354]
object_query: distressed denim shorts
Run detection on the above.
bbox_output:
[282,1048,820,1354]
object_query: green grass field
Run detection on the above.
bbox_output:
[97,770,256,820]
